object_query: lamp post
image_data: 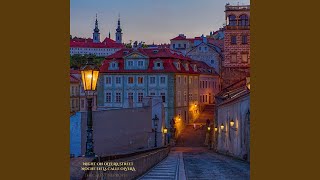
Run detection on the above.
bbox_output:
[163,127,168,146]
[80,57,99,157]
[153,115,159,147]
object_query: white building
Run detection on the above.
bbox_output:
[70,15,124,57]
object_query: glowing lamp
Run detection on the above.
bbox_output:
[163,128,168,134]
[230,119,235,127]
[214,127,218,132]
[220,123,225,130]
[80,57,99,91]
[207,127,211,131]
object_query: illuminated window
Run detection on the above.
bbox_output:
[128,77,134,84]
[242,53,248,63]
[138,77,144,84]
[231,54,237,63]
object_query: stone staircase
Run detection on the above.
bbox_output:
[175,124,207,147]
[194,104,215,124]
[175,105,215,147]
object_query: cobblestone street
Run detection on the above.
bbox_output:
[174,147,249,180]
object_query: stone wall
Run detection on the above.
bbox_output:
[216,93,250,161]
[70,98,166,157]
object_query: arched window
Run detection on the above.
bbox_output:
[239,14,249,26]
[228,15,237,26]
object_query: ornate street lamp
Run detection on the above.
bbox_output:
[152,115,159,147]
[163,127,168,146]
[207,126,211,131]
[80,57,99,157]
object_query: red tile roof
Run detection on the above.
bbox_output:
[70,37,124,49]
[100,48,201,74]
[70,74,80,83]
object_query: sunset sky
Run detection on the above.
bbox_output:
[70,0,250,44]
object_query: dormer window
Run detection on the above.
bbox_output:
[191,64,197,72]
[176,62,181,70]
[183,63,189,71]
[153,50,159,54]
[123,51,129,55]
[108,61,119,70]
[153,59,164,70]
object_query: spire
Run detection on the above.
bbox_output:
[115,13,122,43]
[109,31,111,39]
[94,13,99,32]
[93,13,100,43]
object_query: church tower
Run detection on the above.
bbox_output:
[93,14,100,43]
[115,14,122,43]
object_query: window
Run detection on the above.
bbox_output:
[138,77,144,84]
[161,92,166,102]
[205,81,208,88]
[138,92,143,103]
[106,76,112,84]
[228,15,237,26]
[184,76,187,84]
[242,35,248,44]
[160,77,166,84]
[199,47,202,51]
[189,77,192,85]
[128,77,134,84]
[71,86,74,95]
[242,53,248,63]
[115,92,121,103]
[178,76,181,84]
[178,44,181,48]
[176,63,181,69]
[115,77,121,84]
[239,14,249,26]
[204,47,207,51]
[112,62,116,68]
[106,92,111,103]
[231,54,237,63]
[138,61,144,67]
[150,77,156,84]
[205,95,208,102]
[128,92,134,103]
[173,44,176,48]
[156,62,161,67]
[231,36,237,44]
[184,92,187,103]
[184,44,186,48]
[128,61,133,66]
[178,91,181,103]
[71,99,74,108]
[211,60,214,64]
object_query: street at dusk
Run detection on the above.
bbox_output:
[70,1,250,179]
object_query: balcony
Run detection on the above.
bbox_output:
[226,25,250,30]
[225,5,250,11]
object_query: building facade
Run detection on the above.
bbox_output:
[70,16,124,57]
[70,74,80,113]
[221,4,250,88]
[214,78,250,161]
[170,34,223,74]
[97,48,204,136]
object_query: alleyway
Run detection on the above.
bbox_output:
[139,147,249,180]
